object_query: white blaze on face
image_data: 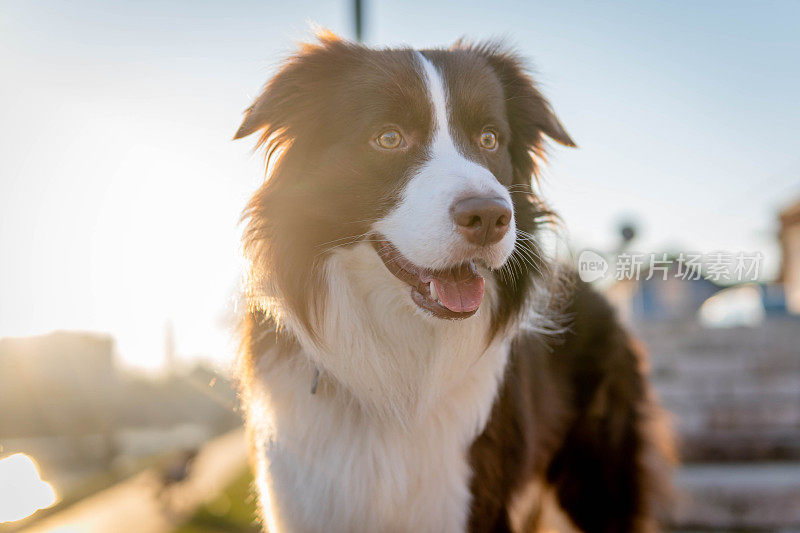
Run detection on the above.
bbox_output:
[374,52,516,271]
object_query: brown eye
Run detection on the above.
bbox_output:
[376,129,403,149]
[479,130,498,150]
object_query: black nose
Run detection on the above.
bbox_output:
[451,196,512,246]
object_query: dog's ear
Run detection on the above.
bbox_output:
[234,31,350,144]
[477,43,575,148]
[466,41,575,147]
[461,41,575,184]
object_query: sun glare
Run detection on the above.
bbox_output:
[0,453,57,523]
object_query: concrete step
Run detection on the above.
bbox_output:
[678,429,800,462]
[670,462,800,530]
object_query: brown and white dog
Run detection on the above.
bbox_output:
[234,33,674,533]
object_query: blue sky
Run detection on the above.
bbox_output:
[1,1,798,369]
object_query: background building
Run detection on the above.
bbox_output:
[780,198,800,313]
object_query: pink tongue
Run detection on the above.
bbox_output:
[431,263,485,313]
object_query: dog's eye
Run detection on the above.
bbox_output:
[376,129,403,149]
[479,130,498,150]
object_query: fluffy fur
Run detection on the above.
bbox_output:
[235,33,674,532]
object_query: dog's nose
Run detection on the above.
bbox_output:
[451,196,512,246]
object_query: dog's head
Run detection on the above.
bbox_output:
[236,34,573,337]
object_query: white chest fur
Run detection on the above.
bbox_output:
[246,244,512,532]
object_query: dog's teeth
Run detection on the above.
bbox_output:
[430,281,438,301]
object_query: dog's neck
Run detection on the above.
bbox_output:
[262,242,509,425]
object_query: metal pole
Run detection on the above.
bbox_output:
[354,0,364,42]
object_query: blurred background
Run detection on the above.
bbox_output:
[1,1,798,531]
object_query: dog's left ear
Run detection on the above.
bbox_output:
[477,43,575,148]
[464,41,575,183]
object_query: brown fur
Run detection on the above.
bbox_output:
[468,275,675,532]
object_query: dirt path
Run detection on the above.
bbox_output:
[20,429,248,533]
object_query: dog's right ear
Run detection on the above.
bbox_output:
[234,32,350,144]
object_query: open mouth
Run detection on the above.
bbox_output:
[373,239,485,320]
